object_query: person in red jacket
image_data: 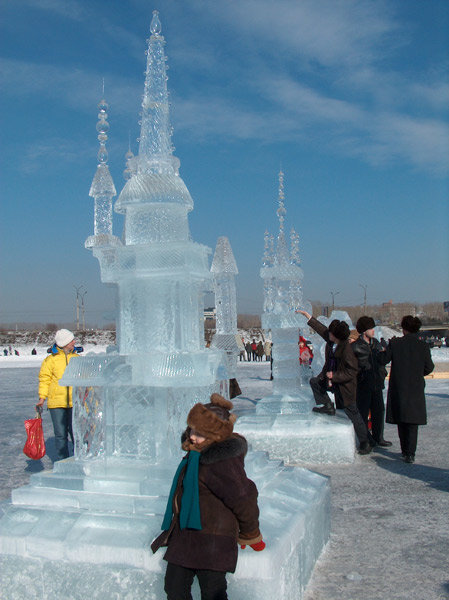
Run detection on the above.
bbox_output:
[152,394,265,599]
[298,335,314,365]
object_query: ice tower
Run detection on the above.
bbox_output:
[237,171,356,464]
[0,14,330,599]
[211,236,240,384]
[85,96,120,249]
[64,11,227,464]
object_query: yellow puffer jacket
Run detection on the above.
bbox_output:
[38,347,79,409]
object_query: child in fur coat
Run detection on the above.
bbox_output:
[152,393,265,600]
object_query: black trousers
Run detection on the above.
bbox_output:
[310,376,344,409]
[165,562,228,600]
[356,384,385,443]
[309,377,368,444]
[397,423,419,456]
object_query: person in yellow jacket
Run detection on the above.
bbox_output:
[36,329,79,461]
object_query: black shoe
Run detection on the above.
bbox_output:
[376,439,392,447]
[404,454,415,463]
[358,441,373,455]
[312,404,336,416]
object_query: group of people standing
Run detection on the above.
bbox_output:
[241,339,271,362]
[297,310,434,462]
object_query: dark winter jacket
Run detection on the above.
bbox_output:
[351,337,388,391]
[160,433,261,573]
[384,333,434,425]
[308,317,359,407]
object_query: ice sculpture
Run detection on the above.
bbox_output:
[85,97,121,249]
[237,171,356,464]
[0,13,329,599]
[211,237,240,386]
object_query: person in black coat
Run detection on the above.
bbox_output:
[296,310,372,454]
[351,316,391,448]
[382,315,434,463]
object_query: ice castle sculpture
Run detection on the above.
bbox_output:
[237,171,356,464]
[0,13,330,599]
[211,237,240,386]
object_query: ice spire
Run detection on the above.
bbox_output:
[275,170,289,265]
[137,10,176,174]
[85,95,118,248]
[123,134,135,181]
[290,227,300,265]
[115,10,193,228]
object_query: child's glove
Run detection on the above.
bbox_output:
[240,540,266,551]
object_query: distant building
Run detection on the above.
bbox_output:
[204,307,216,320]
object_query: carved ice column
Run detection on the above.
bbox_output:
[211,237,240,388]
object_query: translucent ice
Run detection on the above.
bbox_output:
[237,172,356,465]
[211,237,240,381]
[0,12,331,600]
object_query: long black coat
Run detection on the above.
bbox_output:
[384,333,434,425]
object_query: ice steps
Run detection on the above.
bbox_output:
[11,483,167,515]
[0,463,331,599]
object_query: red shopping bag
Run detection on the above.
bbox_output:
[23,412,46,460]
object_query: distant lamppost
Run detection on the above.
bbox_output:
[74,285,85,330]
[330,291,340,312]
[359,284,367,312]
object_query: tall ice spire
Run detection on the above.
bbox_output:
[115,10,193,237]
[137,10,176,174]
[85,96,119,248]
[275,169,289,265]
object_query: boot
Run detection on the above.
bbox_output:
[403,454,415,463]
[312,403,336,416]
[358,441,373,455]
[375,438,392,447]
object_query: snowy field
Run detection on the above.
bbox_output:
[0,359,448,599]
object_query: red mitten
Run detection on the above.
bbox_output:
[240,540,266,551]
[250,540,266,551]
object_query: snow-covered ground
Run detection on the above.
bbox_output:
[1,343,448,369]
[431,347,449,362]
[0,360,448,599]
[0,344,110,369]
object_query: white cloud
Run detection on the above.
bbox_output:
[194,0,399,67]
[0,58,141,117]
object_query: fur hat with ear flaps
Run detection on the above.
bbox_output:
[185,393,237,447]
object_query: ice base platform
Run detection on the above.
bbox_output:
[0,452,330,600]
[237,394,356,465]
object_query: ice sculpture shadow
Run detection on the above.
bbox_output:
[372,453,449,493]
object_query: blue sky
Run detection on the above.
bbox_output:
[1,0,448,326]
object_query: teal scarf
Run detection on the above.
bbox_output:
[161,450,202,531]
